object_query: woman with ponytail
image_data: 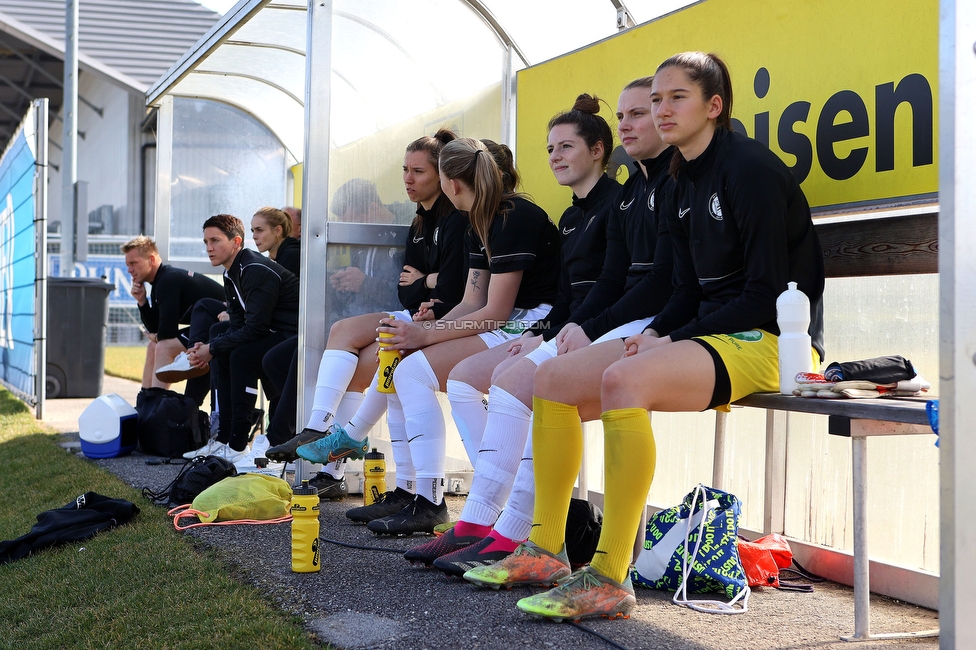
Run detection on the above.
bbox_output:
[492,52,825,623]
[448,77,679,582]
[262,130,468,493]
[251,206,300,277]
[401,93,623,570]
[352,137,559,535]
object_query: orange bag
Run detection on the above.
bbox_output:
[737,534,793,587]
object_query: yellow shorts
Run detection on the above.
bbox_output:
[693,330,816,412]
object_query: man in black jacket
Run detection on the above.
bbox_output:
[122,236,224,405]
[185,214,300,462]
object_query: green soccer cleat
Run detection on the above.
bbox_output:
[516,565,636,622]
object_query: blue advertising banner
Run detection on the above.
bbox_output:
[49,254,137,308]
[0,125,38,401]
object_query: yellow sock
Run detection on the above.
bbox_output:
[590,408,656,584]
[527,396,583,554]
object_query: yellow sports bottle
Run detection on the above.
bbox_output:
[290,480,320,573]
[377,315,399,393]
[363,448,387,506]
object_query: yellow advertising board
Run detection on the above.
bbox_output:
[516,0,937,222]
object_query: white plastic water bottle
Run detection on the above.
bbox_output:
[776,281,812,395]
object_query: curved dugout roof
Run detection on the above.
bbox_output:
[146,0,695,165]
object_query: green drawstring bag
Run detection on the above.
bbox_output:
[169,474,294,529]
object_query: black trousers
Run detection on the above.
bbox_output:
[210,326,290,451]
[262,335,299,446]
[182,298,227,408]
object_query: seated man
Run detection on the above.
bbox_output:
[283,206,302,240]
[122,236,224,406]
[327,178,411,323]
[183,214,300,462]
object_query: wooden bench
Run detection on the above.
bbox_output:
[721,207,939,641]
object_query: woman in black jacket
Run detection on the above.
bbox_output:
[251,206,300,277]
[500,51,825,623]
[264,130,467,478]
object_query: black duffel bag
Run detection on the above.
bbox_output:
[135,387,207,458]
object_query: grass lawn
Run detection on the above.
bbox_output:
[0,389,322,649]
[103,346,146,383]
[104,346,189,396]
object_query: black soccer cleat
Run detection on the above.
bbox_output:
[265,428,328,462]
[308,472,348,500]
[345,487,415,524]
[366,495,448,536]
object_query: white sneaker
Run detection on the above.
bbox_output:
[156,351,209,383]
[233,434,271,471]
[215,442,248,464]
[182,437,222,460]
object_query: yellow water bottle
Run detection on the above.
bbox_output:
[363,448,387,505]
[290,480,320,573]
[377,315,399,393]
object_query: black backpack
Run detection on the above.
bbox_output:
[565,498,604,567]
[135,387,207,458]
[142,455,238,508]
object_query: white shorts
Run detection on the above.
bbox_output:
[523,316,655,365]
[478,305,552,349]
[387,309,411,322]
[592,317,655,344]
[524,339,557,366]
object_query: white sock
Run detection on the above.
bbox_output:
[306,350,359,431]
[460,386,531,527]
[492,416,534,542]
[322,390,364,480]
[447,379,488,466]
[395,351,445,505]
[344,379,388,443]
[387,393,415,493]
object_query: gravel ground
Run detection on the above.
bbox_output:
[52,378,939,649]
[67,442,940,650]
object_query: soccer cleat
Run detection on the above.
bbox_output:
[432,536,513,577]
[156,351,209,383]
[403,527,482,566]
[516,565,636,622]
[182,437,222,460]
[265,428,329,462]
[345,487,415,523]
[462,541,571,590]
[308,472,348,500]
[432,521,457,536]
[296,424,368,464]
[366,495,448,536]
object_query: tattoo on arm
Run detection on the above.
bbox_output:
[470,270,482,291]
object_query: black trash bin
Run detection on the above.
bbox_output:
[46,277,114,398]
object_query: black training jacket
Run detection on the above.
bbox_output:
[398,193,469,318]
[568,147,676,340]
[273,237,301,278]
[650,128,825,360]
[138,264,224,341]
[527,173,621,340]
[209,248,300,357]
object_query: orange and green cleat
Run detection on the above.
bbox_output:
[516,565,636,622]
[462,540,571,589]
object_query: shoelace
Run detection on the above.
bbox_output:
[552,569,602,597]
[514,543,542,558]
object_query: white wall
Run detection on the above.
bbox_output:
[48,72,141,236]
